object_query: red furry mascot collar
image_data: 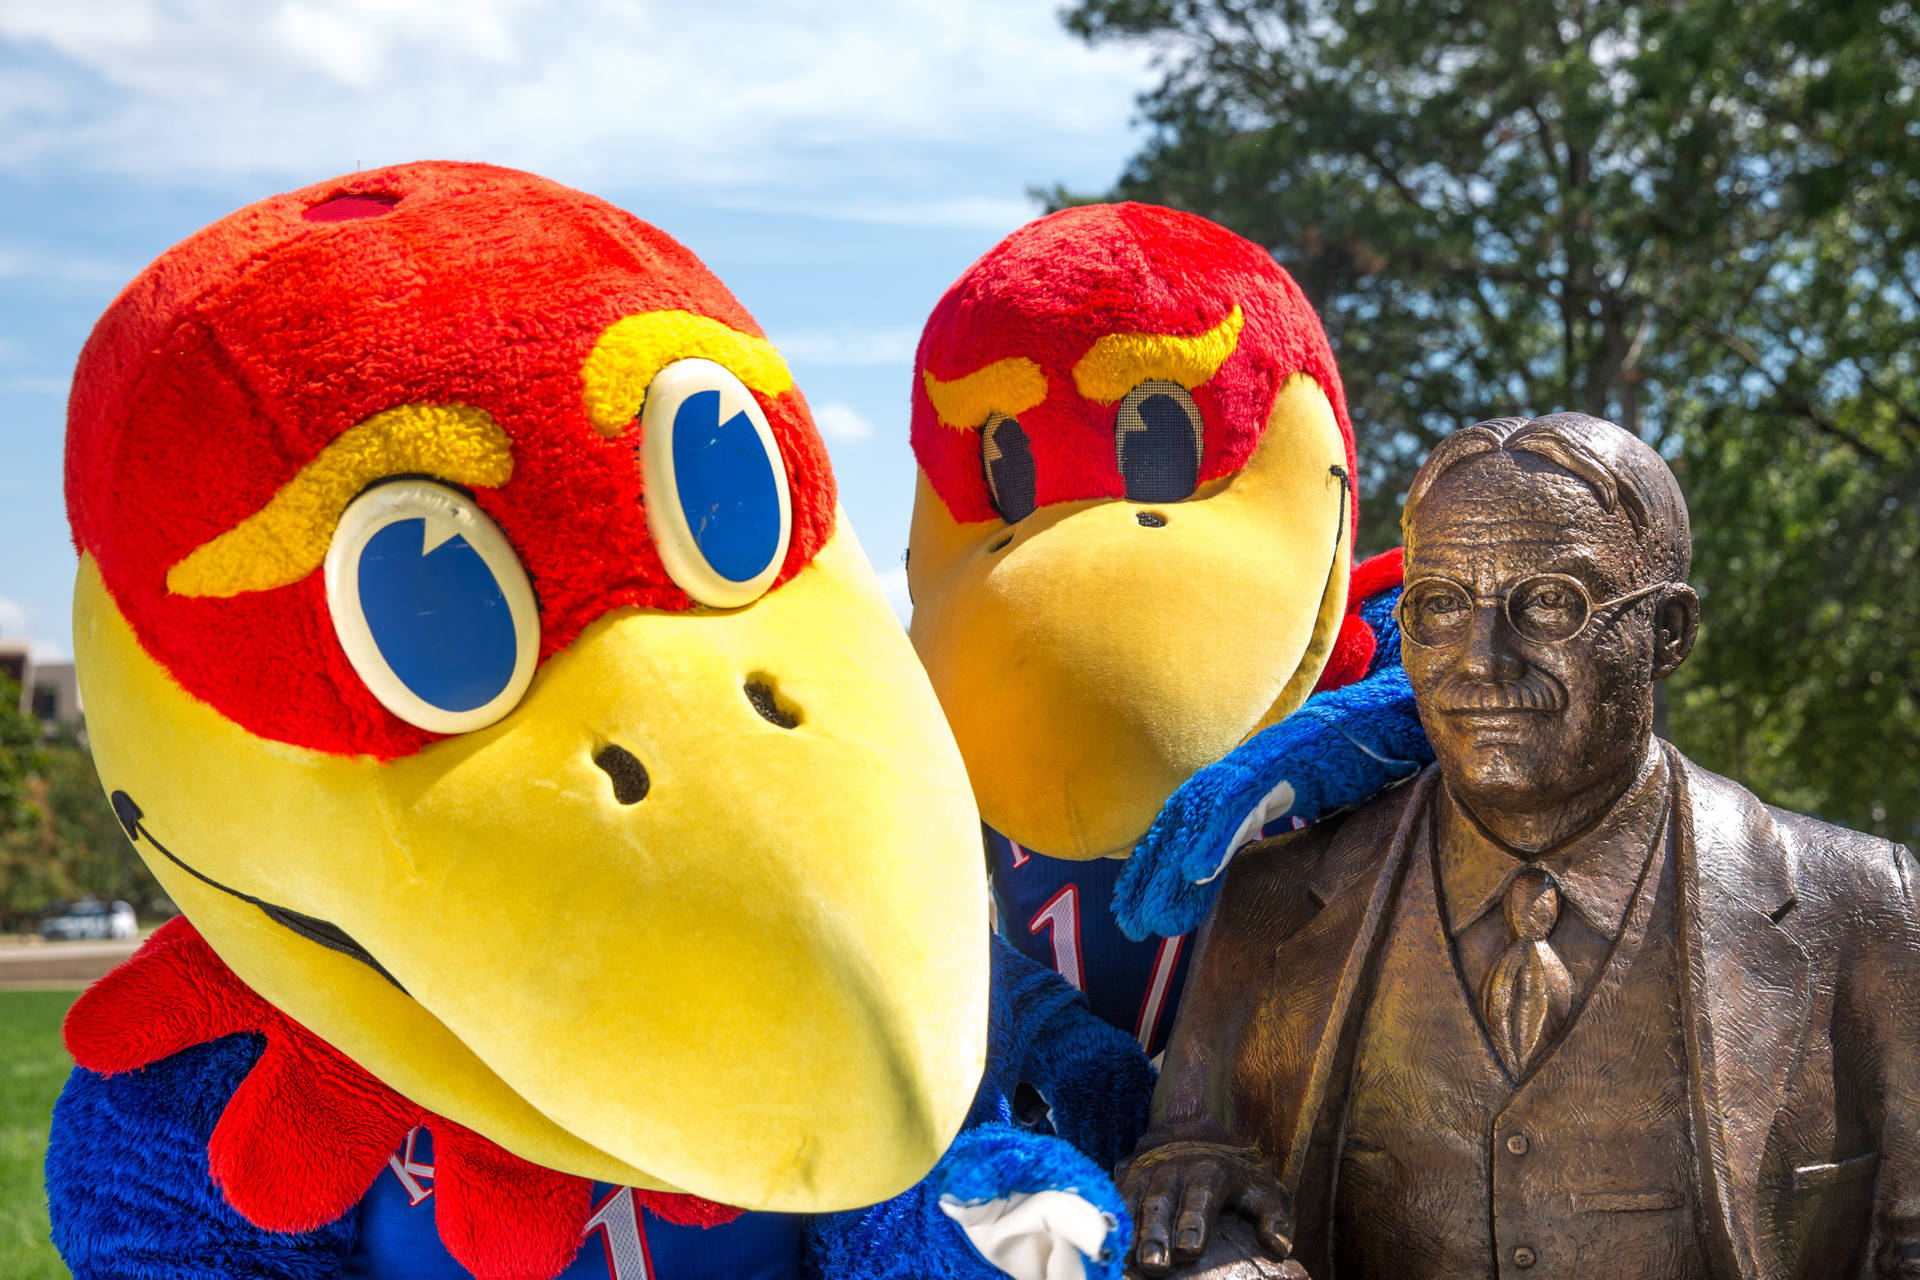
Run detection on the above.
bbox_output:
[64,918,742,1280]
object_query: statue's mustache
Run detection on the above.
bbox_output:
[1433,667,1569,714]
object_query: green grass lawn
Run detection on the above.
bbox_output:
[1,989,76,1280]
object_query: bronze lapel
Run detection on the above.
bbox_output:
[1267,772,1433,1275]
[1673,748,1812,1280]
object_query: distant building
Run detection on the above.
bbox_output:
[0,642,83,732]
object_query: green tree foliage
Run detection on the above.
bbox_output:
[1057,0,1920,835]
[0,680,57,930]
[41,725,157,908]
[0,679,45,834]
[0,711,164,931]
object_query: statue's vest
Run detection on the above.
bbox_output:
[1335,815,1714,1277]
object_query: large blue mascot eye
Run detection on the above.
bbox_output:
[323,480,540,734]
[639,358,793,607]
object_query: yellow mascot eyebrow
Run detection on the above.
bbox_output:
[1070,304,1245,404]
[921,358,1049,430]
[166,403,514,599]
[582,310,794,439]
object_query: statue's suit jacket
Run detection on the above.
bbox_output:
[1145,746,1920,1279]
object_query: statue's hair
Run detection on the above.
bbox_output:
[1404,413,1691,581]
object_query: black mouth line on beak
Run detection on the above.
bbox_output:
[109,790,404,992]
[1280,465,1353,693]
[1320,464,1351,604]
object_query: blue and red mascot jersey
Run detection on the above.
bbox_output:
[354,1130,805,1279]
[988,837,1194,1059]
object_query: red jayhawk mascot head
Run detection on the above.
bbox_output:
[65,161,985,1212]
[906,203,1358,858]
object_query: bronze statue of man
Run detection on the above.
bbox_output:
[1121,413,1920,1279]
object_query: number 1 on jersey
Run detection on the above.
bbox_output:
[1028,885,1085,991]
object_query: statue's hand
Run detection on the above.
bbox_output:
[1118,1141,1294,1277]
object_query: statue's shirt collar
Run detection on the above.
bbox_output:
[1438,747,1671,939]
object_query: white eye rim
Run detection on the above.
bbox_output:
[639,357,793,609]
[322,479,541,735]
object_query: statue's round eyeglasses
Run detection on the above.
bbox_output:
[1397,573,1667,649]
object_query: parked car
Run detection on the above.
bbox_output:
[38,900,138,941]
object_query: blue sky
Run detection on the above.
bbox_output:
[0,0,1162,658]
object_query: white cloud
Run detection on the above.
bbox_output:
[0,593,66,660]
[777,326,919,367]
[0,375,70,395]
[0,0,1154,212]
[0,244,130,285]
[811,402,875,443]
[745,195,1041,233]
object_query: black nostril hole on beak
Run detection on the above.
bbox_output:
[988,533,1014,553]
[593,744,651,804]
[1136,510,1168,528]
[744,676,801,729]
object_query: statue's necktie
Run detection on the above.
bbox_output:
[1479,865,1574,1077]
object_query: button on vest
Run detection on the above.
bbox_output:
[1335,818,1710,1277]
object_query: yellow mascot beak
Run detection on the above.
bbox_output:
[907,374,1352,859]
[75,519,988,1212]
